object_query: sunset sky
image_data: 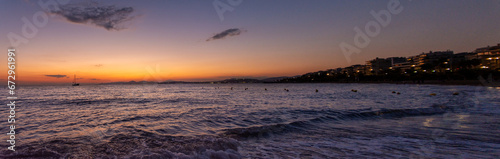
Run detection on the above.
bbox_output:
[1,0,499,84]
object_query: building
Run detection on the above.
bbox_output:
[341,64,366,75]
[451,52,476,69]
[392,60,420,73]
[352,64,366,75]
[387,57,407,66]
[366,57,391,75]
[414,51,453,67]
[475,43,500,70]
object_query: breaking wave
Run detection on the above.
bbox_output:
[223,105,452,139]
[1,128,241,159]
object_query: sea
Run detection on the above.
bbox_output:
[0,83,499,158]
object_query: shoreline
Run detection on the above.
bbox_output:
[274,80,499,87]
[6,80,498,87]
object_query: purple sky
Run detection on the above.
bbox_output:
[1,0,499,83]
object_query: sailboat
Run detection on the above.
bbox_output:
[72,74,80,86]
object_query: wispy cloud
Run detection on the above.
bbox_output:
[94,64,103,67]
[50,2,135,31]
[45,75,67,78]
[207,28,246,41]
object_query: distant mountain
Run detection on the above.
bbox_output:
[100,81,158,85]
[100,76,292,85]
[218,78,262,83]
[159,80,208,84]
[260,76,292,82]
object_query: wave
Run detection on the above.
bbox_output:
[12,97,226,107]
[222,105,451,139]
[8,104,444,158]
[1,128,241,159]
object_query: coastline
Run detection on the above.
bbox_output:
[274,80,498,87]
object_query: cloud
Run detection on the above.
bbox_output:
[45,75,67,78]
[95,64,103,67]
[50,3,135,31]
[89,78,100,80]
[207,28,245,41]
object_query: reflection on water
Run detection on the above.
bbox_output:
[0,83,499,158]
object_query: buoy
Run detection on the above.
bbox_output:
[453,92,459,95]
[231,87,233,90]
[315,89,318,92]
[396,92,400,95]
[430,93,436,96]
[245,88,248,90]
[265,88,267,91]
[392,91,396,93]
[351,89,357,92]
[286,89,289,92]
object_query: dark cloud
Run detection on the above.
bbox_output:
[45,75,67,78]
[50,3,135,31]
[89,78,100,80]
[207,28,245,41]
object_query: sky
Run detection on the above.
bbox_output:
[1,0,499,84]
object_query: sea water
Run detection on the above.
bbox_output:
[1,83,499,158]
